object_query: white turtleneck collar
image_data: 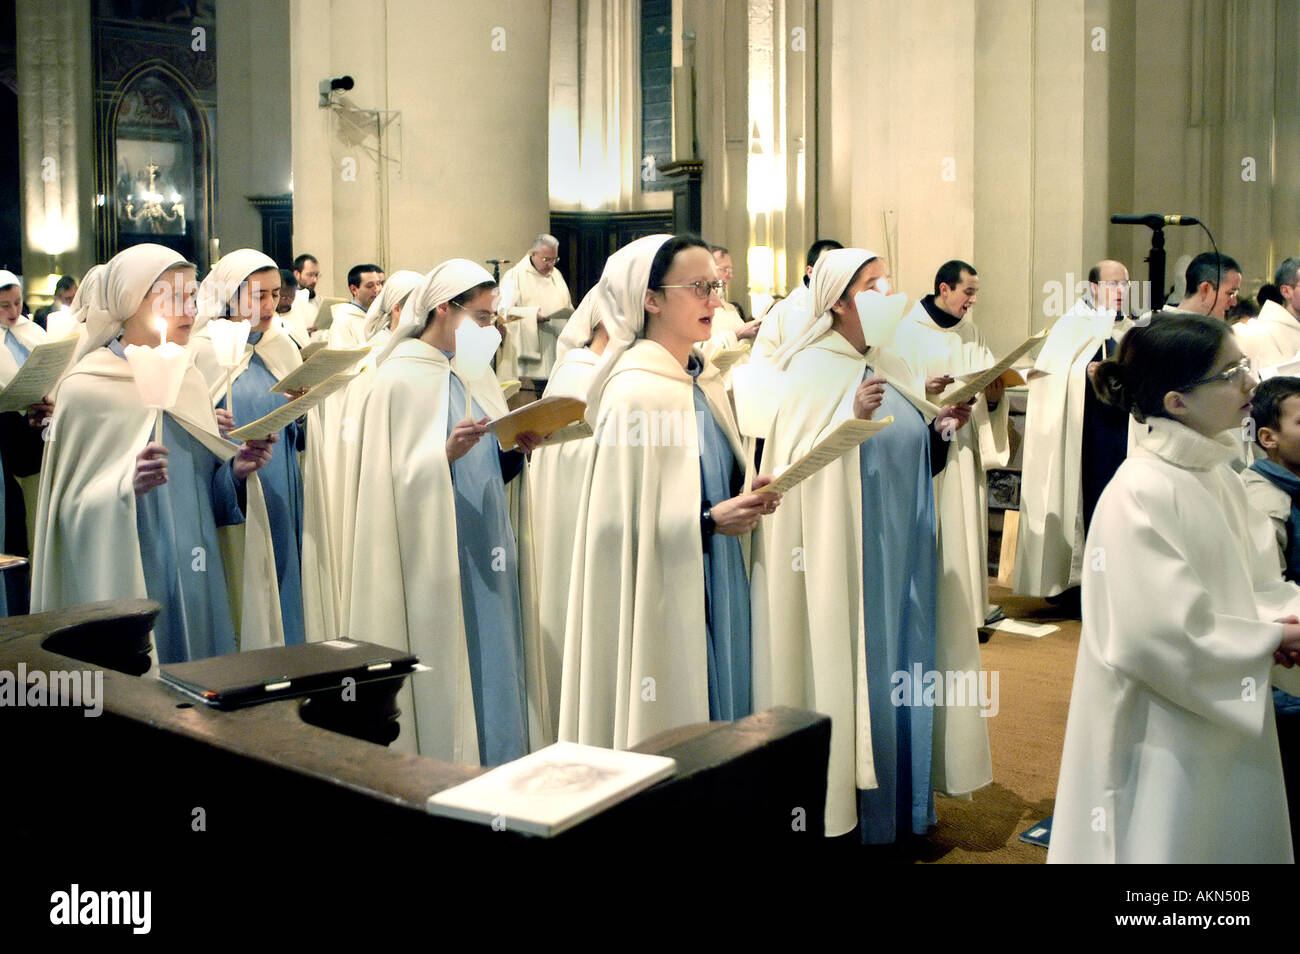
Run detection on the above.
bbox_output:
[1137,415,1240,471]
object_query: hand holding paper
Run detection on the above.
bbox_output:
[763,417,893,496]
[938,330,1046,405]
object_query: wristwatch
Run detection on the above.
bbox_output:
[701,504,716,538]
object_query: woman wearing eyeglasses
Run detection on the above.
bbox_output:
[558,234,781,751]
[1049,312,1300,863]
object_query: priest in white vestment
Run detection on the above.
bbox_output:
[1153,251,1243,319]
[1237,257,1300,372]
[327,264,385,350]
[495,234,574,385]
[1049,313,1300,862]
[287,254,321,343]
[340,260,549,764]
[1015,260,1134,598]
[700,245,760,386]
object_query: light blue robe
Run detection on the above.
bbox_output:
[688,357,752,721]
[856,372,939,844]
[219,332,306,646]
[445,363,530,766]
[2,328,32,615]
[110,339,246,663]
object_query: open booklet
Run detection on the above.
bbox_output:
[226,371,357,441]
[270,346,369,394]
[0,336,79,413]
[425,741,677,837]
[503,306,576,325]
[489,395,586,451]
[938,329,1047,405]
[762,416,893,496]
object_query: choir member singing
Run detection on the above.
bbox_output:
[191,249,328,645]
[750,247,972,842]
[31,243,281,662]
[559,234,781,750]
[341,260,548,765]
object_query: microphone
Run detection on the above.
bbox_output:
[1110,213,1201,228]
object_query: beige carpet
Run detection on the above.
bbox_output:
[888,584,1081,863]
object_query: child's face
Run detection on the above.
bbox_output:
[1262,394,1300,471]
[1167,339,1257,437]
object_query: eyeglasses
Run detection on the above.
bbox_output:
[660,280,727,300]
[1181,357,1253,391]
[534,254,559,265]
[455,303,496,327]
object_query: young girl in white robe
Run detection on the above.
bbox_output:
[1049,312,1300,863]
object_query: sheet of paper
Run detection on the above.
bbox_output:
[539,420,593,447]
[763,417,893,496]
[954,367,1027,388]
[939,330,1047,405]
[981,618,1059,639]
[227,372,357,441]
[0,336,79,413]
[489,396,586,450]
[500,379,522,401]
[311,297,349,331]
[1261,354,1300,379]
[298,341,329,362]
[270,346,369,393]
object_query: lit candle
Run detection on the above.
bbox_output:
[124,329,190,447]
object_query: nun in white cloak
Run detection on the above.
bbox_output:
[30,244,283,662]
[339,260,549,765]
[558,234,780,751]
[191,250,326,645]
[749,248,973,841]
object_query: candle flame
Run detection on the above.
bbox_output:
[154,316,168,345]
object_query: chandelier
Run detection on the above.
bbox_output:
[123,160,185,233]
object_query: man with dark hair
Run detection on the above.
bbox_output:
[329,263,385,349]
[1017,259,1132,603]
[751,237,844,364]
[1168,251,1242,318]
[288,253,321,342]
[892,259,1010,658]
[32,275,78,329]
[1236,257,1300,373]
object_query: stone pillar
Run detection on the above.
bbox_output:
[15,0,95,290]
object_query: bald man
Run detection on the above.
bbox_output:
[1015,259,1134,603]
[496,234,574,387]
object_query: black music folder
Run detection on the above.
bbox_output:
[159,639,418,709]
